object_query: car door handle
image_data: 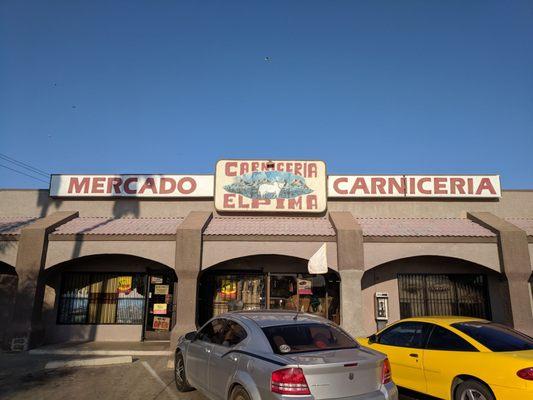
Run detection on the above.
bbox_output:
[230,355,238,362]
[205,348,211,354]
[409,353,419,358]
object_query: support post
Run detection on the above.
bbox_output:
[468,212,533,336]
[329,211,365,337]
[170,211,212,360]
[8,211,79,350]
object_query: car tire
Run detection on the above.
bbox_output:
[230,385,251,400]
[455,380,494,400]
[174,351,194,392]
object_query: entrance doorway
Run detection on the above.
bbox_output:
[198,268,340,327]
[143,273,175,341]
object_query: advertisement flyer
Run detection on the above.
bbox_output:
[153,303,167,315]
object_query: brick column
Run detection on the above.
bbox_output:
[468,212,533,336]
[8,211,78,350]
[170,211,212,353]
[329,211,365,337]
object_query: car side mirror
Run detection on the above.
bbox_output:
[368,334,377,344]
[184,331,197,341]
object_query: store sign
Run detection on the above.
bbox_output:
[215,160,327,213]
[49,172,501,200]
[50,174,213,197]
[117,276,132,294]
[328,175,501,198]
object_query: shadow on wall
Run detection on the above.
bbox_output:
[70,199,141,260]
[37,190,63,218]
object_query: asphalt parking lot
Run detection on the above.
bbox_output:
[0,353,431,400]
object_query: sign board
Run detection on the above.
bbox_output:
[215,160,327,212]
[328,175,501,198]
[117,276,132,294]
[49,172,501,200]
[50,174,213,198]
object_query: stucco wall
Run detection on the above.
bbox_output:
[2,189,533,219]
[202,241,338,270]
[45,240,176,269]
[364,242,501,273]
[328,190,533,218]
[361,256,509,336]
[0,241,18,267]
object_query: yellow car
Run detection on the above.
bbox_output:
[358,317,533,400]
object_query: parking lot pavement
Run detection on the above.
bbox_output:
[0,352,430,400]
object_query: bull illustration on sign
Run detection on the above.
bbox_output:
[224,170,313,200]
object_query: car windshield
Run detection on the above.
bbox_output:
[262,323,358,355]
[452,322,533,352]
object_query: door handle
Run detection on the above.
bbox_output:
[205,348,211,354]
[409,353,418,358]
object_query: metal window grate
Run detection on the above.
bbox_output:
[398,274,490,319]
[58,273,146,324]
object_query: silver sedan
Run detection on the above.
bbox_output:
[174,310,398,400]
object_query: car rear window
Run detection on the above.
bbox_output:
[452,322,533,352]
[262,323,358,354]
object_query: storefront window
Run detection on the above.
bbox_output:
[212,275,266,316]
[58,273,146,324]
[199,272,340,325]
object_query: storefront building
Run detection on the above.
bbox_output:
[0,160,532,353]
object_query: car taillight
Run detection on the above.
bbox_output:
[271,367,310,395]
[381,358,392,384]
[517,367,533,380]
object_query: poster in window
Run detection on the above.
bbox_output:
[117,276,132,294]
[297,279,313,295]
[150,276,163,284]
[153,303,167,315]
[154,284,169,295]
[153,316,170,331]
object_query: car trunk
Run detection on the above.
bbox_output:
[282,348,383,399]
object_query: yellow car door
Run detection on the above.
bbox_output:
[422,324,480,399]
[366,321,430,393]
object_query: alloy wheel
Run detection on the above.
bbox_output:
[460,389,487,400]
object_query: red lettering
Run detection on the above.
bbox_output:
[91,177,105,193]
[349,178,369,195]
[160,177,176,194]
[307,163,317,178]
[417,178,431,194]
[124,177,138,194]
[139,178,157,194]
[388,177,406,195]
[306,195,318,209]
[68,177,90,194]
[223,193,236,208]
[333,177,348,195]
[177,177,196,195]
[434,177,447,195]
[106,177,123,194]
[371,177,386,195]
[450,178,465,195]
[225,162,238,177]
[476,178,496,195]
[288,197,303,210]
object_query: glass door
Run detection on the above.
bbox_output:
[144,274,175,341]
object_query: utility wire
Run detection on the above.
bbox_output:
[0,163,50,184]
[0,153,50,178]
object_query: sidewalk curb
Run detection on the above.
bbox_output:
[44,356,133,369]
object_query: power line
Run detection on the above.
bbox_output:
[0,164,50,184]
[0,153,50,178]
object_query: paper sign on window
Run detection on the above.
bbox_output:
[154,285,169,295]
[153,316,170,331]
[153,303,167,315]
[117,276,132,294]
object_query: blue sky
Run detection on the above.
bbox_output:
[1,0,532,189]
